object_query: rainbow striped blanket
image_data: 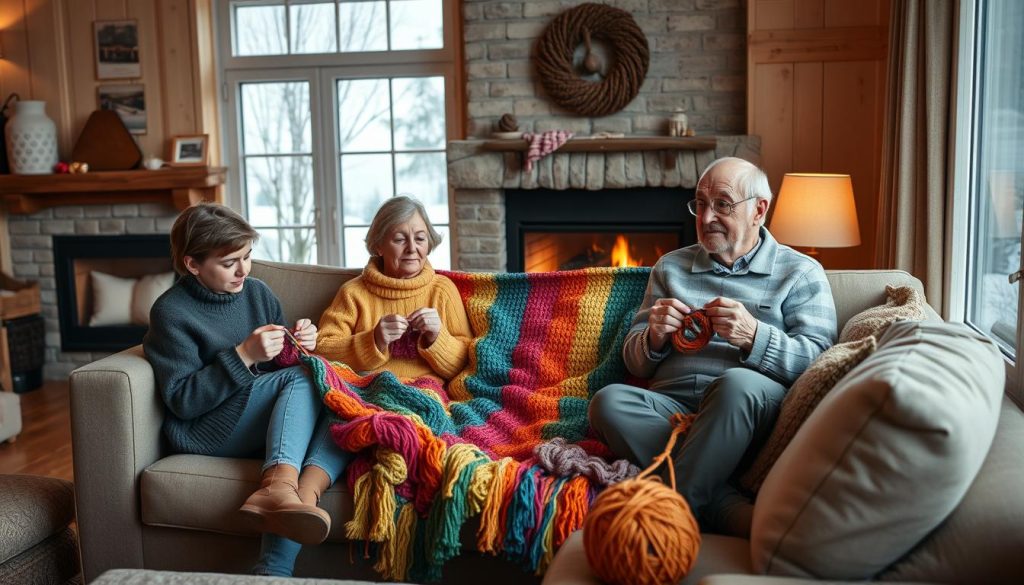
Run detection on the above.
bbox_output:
[294,268,651,581]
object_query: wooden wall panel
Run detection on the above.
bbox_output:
[821,60,883,268]
[795,0,825,29]
[128,0,164,158]
[752,63,794,204]
[749,0,890,269]
[792,62,823,171]
[64,0,96,149]
[159,0,198,142]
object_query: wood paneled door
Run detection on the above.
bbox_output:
[748,0,891,269]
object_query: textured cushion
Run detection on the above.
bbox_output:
[0,474,77,564]
[0,526,81,585]
[880,396,1024,584]
[839,284,926,342]
[141,454,355,541]
[130,272,175,326]
[90,271,137,326]
[540,531,751,585]
[739,336,877,493]
[750,320,1004,580]
[92,568,380,584]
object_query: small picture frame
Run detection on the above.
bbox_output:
[94,20,141,80]
[168,135,209,166]
[97,84,146,134]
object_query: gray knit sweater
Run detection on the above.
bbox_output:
[143,275,285,454]
[624,227,837,390]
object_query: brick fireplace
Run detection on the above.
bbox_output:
[447,136,761,272]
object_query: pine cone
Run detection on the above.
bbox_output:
[498,113,519,132]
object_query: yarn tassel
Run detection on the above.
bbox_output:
[345,472,373,541]
[504,466,538,559]
[369,448,407,542]
[554,475,590,548]
[375,501,416,580]
[529,477,565,573]
[467,459,498,516]
[477,457,514,554]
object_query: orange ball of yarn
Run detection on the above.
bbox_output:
[583,476,701,585]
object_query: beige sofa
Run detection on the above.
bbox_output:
[70,260,1022,584]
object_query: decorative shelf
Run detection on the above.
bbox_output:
[0,166,226,214]
[479,136,717,153]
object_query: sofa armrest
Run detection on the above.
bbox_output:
[69,345,165,581]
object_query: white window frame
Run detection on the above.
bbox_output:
[215,0,462,267]
[948,0,1023,404]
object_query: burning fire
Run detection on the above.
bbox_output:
[610,235,642,267]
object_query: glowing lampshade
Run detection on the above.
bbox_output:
[769,173,861,256]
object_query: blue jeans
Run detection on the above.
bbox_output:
[212,366,352,577]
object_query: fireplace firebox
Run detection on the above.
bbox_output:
[506,188,696,272]
[53,235,172,351]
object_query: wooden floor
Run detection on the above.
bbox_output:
[0,380,74,482]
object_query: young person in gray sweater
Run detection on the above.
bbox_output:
[143,203,351,576]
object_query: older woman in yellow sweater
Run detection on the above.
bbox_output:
[317,196,472,383]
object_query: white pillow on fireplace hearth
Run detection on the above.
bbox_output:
[131,272,176,326]
[90,271,137,326]
[90,270,175,327]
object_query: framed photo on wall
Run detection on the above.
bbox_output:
[169,135,209,166]
[94,19,141,79]
[97,84,146,134]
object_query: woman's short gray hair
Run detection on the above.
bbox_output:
[698,157,773,204]
[364,195,444,256]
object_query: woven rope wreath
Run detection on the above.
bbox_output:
[534,3,650,117]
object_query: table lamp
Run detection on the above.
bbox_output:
[768,173,861,257]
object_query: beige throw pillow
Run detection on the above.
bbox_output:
[839,284,926,342]
[90,270,175,327]
[89,271,137,326]
[131,272,175,326]
[740,336,877,493]
[750,321,1004,580]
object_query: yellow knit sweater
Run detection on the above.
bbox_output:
[317,259,472,382]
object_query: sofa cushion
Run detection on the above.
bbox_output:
[141,454,356,541]
[750,320,1004,580]
[541,531,751,585]
[822,270,938,330]
[739,336,877,493]
[0,475,77,565]
[839,284,927,342]
[880,395,1024,584]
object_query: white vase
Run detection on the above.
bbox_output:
[5,100,58,175]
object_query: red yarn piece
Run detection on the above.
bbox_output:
[671,310,712,353]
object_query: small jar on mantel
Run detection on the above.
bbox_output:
[5,100,59,175]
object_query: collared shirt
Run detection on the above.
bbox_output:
[710,236,763,275]
[623,227,837,393]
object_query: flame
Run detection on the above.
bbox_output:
[610,235,641,267]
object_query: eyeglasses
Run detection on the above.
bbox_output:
[686,196,758,217]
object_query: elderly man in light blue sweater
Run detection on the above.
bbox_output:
[589,156,837,536]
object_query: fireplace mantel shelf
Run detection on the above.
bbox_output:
[0,166,226,214]
[479,136,717,153]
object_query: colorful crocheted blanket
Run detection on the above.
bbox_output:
[288,267,651,581]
